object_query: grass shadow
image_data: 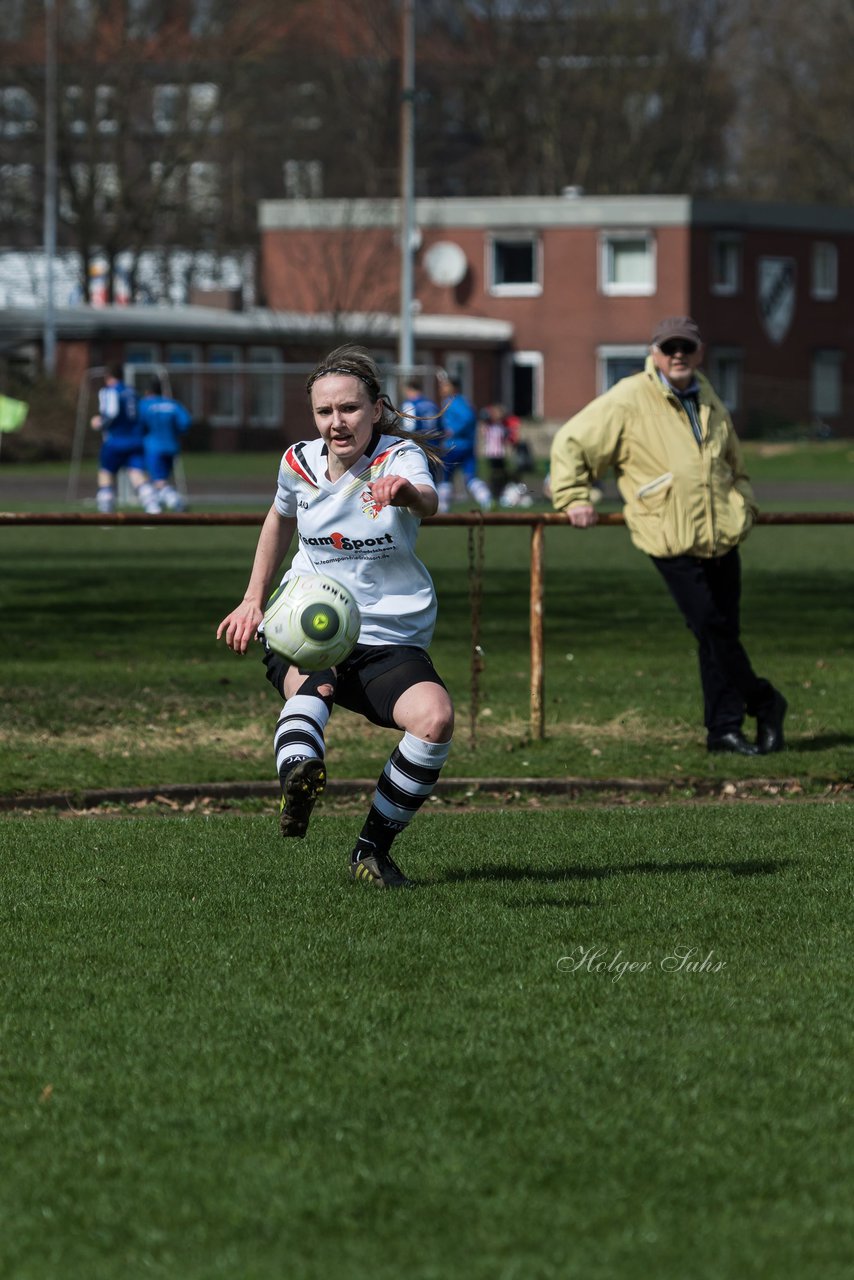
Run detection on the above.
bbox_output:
[433,857,791,886]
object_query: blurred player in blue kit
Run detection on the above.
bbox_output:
[436,370,492,513]
[138,377,192,511]
[90,364,160,514]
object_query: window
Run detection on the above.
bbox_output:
[248,347,281,427]
[283,160,323,199]
[127,0,162,38]
[150,161,182,209]
[96,85,118,135]
[441,351,472,401]
[63,86,87,136]
[190,0,222,37]
[125,344,160,373]
[596,346,646,395]
[599,232,655,296]
[708,348,743,412]
[153,84,181,134]
[187,162,221,217]
[811,350,843,417]
[489,234,541,297]
[0,86,36,137]
[0,0,27,41]
[188,83,221,133]
[811,242,838,300]
[208,345,240,424]
[711,233,742,296]
[503,351,543,418]
[165,344,201,415]
[0,163,34,221]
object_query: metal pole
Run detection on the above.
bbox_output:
[398,0,415,374]
[43,0,58,376]
[530,522,545,739]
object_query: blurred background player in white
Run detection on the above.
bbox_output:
[90,363,160,514]
[217,345,454,889]
[138,376,192,511]
[436,370,492,513]
[479,402,510,504]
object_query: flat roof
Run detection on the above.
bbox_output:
[259,194,854,235]
[0,304,513,347]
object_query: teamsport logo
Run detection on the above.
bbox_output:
[299,531,396,553]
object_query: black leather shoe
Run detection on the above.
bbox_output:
[757,691,787,754]
[707,730,760,756]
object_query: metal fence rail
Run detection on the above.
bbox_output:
[3,510,852,738]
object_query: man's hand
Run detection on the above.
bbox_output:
[566,504,598,528]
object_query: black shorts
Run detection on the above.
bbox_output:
[262,641,447,729]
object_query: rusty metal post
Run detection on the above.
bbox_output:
[530,519,545,739]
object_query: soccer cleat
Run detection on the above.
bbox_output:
[349,845,414,889]
[279,758,326,838]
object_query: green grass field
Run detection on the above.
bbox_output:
[1,450,852,1277]
[2,807,852,1279]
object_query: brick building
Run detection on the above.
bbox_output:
[259,194,854,438]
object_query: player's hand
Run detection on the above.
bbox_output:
[216,602,263,654]
[368,474,418,508]
[90,415,102,431]
[566,504,598,528]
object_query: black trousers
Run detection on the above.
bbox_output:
[650,549,775,740]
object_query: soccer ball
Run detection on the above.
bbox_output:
[263,573,361,669]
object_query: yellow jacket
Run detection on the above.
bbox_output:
[550,357,758,558]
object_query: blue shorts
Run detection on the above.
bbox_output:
[441,443,478,484]
[144,444,178,482]
[99,436,146,475]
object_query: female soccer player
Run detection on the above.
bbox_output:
[216,346,453,889]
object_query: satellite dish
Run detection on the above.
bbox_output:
[424,240,468,288]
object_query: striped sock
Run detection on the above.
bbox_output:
[274,694,330,788]
[355,732,451,854]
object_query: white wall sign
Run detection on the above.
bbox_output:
[758,256,796,344]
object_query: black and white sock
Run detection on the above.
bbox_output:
[354,732,451,857]
[274,694,330,789]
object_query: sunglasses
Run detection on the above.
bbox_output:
[659,340,698,356]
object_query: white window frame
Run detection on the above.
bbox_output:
[596,344,647,396]
[487,232,542,298]
[811,242,838,301]
[710,233,742,296]
[599,231,656,296]
[0,86,37,137]
[810,350,843,417]
[500,350,543,418]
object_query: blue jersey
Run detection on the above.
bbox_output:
[98,381,139,438]
[400,393,445,447]
[440,393,478,449]
[138,394,192,455]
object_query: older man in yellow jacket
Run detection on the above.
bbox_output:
[550,316,787,756]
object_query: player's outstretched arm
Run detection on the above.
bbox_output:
[216,506,296,654]
[368,474,438,518]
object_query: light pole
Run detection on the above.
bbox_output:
[398,0,415,375]
[43,0,58,375]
